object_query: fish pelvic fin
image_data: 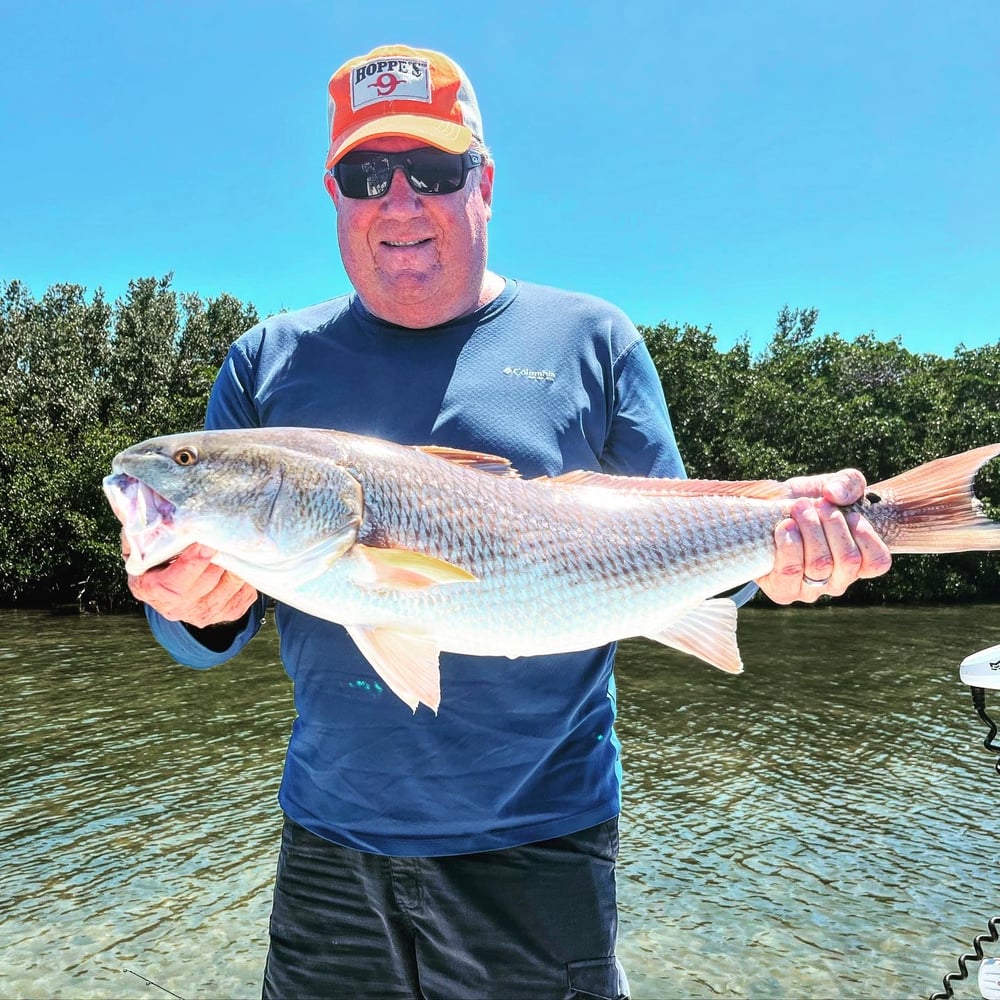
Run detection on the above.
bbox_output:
[345,625,442,714]
[646,598,744,675]
[869,443,1000,553]
[354,544,477,589]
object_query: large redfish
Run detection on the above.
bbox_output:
[103,429,1000,712]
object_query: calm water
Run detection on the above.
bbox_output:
[2,605,999,999]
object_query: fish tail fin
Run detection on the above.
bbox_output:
[871,443,1000,554]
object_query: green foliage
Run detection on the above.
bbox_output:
[640,306,1000,603]
[0,276,257,608]
[0,276,997,608]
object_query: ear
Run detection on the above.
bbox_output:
[323,171,340,207]
[478,160,495,219]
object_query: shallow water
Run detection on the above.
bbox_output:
[1,605,999,999]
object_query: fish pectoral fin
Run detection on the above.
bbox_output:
[646,598,744,675]
[354,544,477,590]
[345,625,442,714]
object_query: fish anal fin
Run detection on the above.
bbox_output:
[345,625,442,714]
[546,471,791,500]
[647,598,744,675]
[416,446,520,477]
[354,544,477,589]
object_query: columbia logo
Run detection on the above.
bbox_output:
[502,366,556,383]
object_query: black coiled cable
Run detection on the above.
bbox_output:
[971,686,1000,777]
[928,687,1000,1000]
[930,916,1000,1000]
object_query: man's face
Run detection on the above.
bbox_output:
[328,136,495,329]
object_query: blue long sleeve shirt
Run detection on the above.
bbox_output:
[148,279,684,855]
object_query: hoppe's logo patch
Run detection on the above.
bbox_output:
[351,58,431,110]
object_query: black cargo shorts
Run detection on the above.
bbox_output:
[262,814,629,999]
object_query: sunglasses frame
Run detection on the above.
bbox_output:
[330,148,484,200]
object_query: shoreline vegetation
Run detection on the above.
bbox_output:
[2,275,998,612]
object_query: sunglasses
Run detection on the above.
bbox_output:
[331,148,484,200]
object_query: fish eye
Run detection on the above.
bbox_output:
[173,447,199,466]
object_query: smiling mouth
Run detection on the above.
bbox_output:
[382,238,433,248]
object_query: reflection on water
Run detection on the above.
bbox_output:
[615,606,1000,1000]
[1,612,289,999]
[2,606,999,999]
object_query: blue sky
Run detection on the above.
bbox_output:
[2,0,997,357]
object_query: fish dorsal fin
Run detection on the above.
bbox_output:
[646,598,744,674]
[547,471,792,500]
[354,544,477,589]
[345,625,442,714]
[416,446,520,477]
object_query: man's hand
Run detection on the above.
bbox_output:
[756,469,893,605]
[123,533,259,628]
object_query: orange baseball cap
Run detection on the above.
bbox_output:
[325,45,485,169]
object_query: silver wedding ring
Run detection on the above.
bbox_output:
[803,574,832,587]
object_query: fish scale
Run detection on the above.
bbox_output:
[274,464,776,653]
[103,428,1000,712]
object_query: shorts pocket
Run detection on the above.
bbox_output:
[566,956,629,1000]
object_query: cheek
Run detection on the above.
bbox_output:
[430,194,487,244]
[463,197,491,245]
[336,205,373,259]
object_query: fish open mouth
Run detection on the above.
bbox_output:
[102,473,181,574]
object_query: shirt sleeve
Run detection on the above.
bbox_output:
[601,338,685,480]
[604,333,760,606]
[144,335,267,666]
[205,339,262,430]
[146,594,269,668]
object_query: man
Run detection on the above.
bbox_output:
[125,45,891,999]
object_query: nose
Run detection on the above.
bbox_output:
[379,166,421,216]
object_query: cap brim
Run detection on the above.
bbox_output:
[326,114,473,168]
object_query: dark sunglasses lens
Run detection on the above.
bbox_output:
[335,155,392,198]
[405,150,465,194]
[334,150,472,198]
